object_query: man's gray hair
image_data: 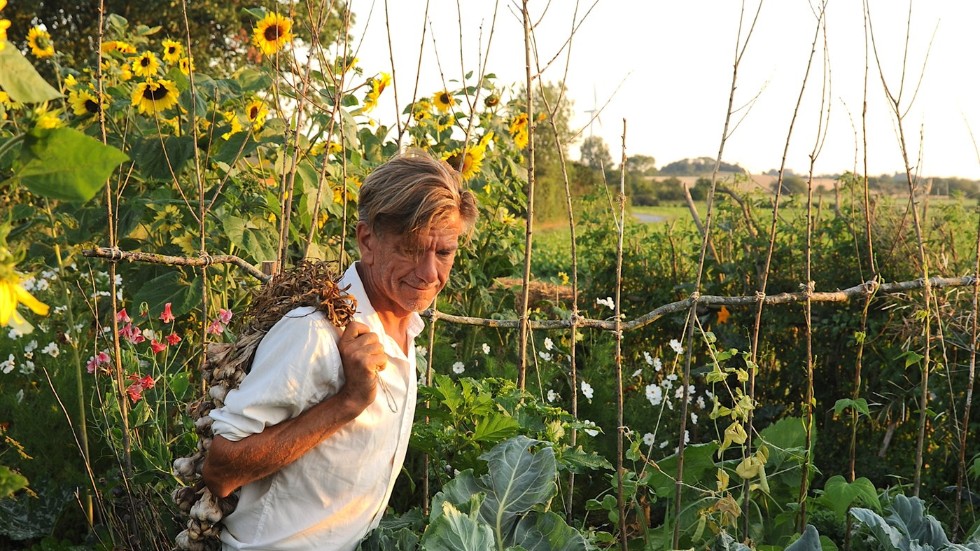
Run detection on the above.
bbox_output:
[357,148,478,238]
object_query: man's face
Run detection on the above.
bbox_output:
[357,212,463,318]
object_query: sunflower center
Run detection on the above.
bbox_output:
[84,99,99,113]
[249,106,259,119]
[167,46,177,54]
[140,57,151,67]
[264,24,283,42]
[143,84,170,101]
[439,92,451,104]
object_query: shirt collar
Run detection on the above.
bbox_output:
[340,262,425,347]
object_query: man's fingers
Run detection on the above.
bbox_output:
[342,321,371,341]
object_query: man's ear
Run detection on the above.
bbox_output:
[356,221,375,265]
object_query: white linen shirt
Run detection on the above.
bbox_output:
[209,263,423,551]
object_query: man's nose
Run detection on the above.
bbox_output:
[416,251,439,283]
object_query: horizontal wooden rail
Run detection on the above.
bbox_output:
[82,246,977,332]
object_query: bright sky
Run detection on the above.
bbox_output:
[350,1,980,180]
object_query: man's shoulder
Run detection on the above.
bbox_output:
[264,306,341,342]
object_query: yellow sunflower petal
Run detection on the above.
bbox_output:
[14,284,49,316]
[8,309,35,335]
[0,282,14,325]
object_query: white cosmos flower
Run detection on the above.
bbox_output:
[643,432,655,447]
[669,339,684,355]
[582,420,599,437]
[581,381,594,401]
[41,342,60,357]
[645,384,663,406]
[482,343,490,354]
[596,297,615,309]
[452,361,465,374]
[544,337,554,351]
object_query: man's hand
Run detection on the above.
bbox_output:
[337,321,387,411]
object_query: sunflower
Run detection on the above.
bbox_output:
[0,19,10,52]
[161,39,183,64]
[101,40,136,55]
[509,112,529,149]
[221,110,243,140]
[69,89,104,117]
[411,100,432,124]
[252,12,294,56]
[132,51,160,78]
[34,104,62,129]
[178,56,194,75]
[62,74,78,92]
[27,26,55,59]
[444,132,492,181]
[131,79,179,115]
[433,90,455,112]
[0,273,49,333]
[363,72,390,112]
[244,98,268,130]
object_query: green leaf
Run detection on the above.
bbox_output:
[850,508,907,551]
[509,511,589,551]
[422,500,495,551]
[0,42,61,103]
[558,447,613,474]
[833,398,870,417]
[13,128,129,202]
[785,525,822,551]
[131,271,203,319]
[818,475,880,520]
[131,135,196,181]
[222,214,279,263]
[0,466,28,498]
[236,67,274,92]
[472,414,520,443]
[430,437,559,545]
[644,442,718,499]
[478,436,557,539]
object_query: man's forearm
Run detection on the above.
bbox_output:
[202,390,364,498]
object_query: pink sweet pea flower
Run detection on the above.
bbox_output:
[86,351,112,374]
[218,308,233,325]
[149,340,166,354]
[159,303,175,323]
[206,319,224,335]
[126,374,144,403]
[120,323,146,344]
[116,308,131,324]
[140,374,155,390]
[165,333,182,346]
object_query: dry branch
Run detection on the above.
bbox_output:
[82,247,272,283]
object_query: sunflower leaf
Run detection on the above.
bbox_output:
[12,128,129,202]
[0,41,62,103]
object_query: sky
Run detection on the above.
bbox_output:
[349,1,980,180]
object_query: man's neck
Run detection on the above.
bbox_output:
[355,262,412,356]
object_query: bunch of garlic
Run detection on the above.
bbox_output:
[173,339,256,550]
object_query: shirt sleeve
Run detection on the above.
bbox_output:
[210,307,344,442]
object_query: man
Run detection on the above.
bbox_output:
[202,149,478,550]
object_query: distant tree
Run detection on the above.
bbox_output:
[512,81,575,222]
[688,177,712,201]
[654,177,685,202]
[580,136,612,170]
[660,156,744,176]
[627,154,657,175]
[771,173,807,195]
